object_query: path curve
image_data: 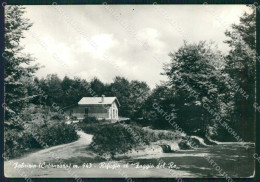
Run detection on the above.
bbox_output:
[4,131,94,177]
[4,130,193,178]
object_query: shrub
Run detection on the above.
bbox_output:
[78,122,150,156]
[4,128,40,159]
[4,119,79,159]
[33,121,79,146]
[50,114,65,121]
[90,124,140,155]
[78,122,100,134]
[83,117,99,124]
[78,121,192,157]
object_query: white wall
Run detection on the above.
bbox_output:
[109,101,118,119]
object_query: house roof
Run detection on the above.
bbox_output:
[78,97,120,106]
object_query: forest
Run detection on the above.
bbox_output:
[4,5,256,159]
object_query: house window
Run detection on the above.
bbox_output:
[113,109,115,119]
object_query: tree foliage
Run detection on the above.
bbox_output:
[162,42,230,136]
[224,7,256,141]
[29,75,151,119]
[4,6,39,125]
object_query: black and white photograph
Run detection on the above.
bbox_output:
[2,3,258,179]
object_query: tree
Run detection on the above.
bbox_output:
[128,80,150,119]
[110,76,131,117]
[144,84,176,129]
[4,6,39,125]
[89,77,106,96]
[163,41,229,137]
[45,74,63,105]
[224,7,256,141]
[61,76,77,106]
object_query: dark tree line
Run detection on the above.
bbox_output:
[27,75,151,119]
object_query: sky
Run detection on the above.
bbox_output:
[21,5,250,89]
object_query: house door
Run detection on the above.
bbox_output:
[84,108,89,117]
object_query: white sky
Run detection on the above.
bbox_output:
[21,5,250,88]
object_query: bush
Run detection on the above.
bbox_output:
[90,124,142,155]
[83,117,99,123]
[124,118,176,130]
[120,119,151,127]
[78,121,191,157]
[50,114,65,121]
[34,121,79,146]
[78,122,150,156]
[4,128,40,159]
[78,122,101,134]
[4,119,79,159]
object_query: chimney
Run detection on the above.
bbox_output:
[101,95,105,103]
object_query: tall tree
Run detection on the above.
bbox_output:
[163,41,229,137]
[144,84,176,129]
[45,74,63,105]
[129,80,150,119]
[61,76,76,106]
[224,7,256,141]
[110,76,131,117]
[4,6,39,126]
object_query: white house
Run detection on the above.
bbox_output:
[65,95,120,120]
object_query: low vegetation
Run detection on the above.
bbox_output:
[78,121,145,156]
[77,119,202,157]
[5,122,78,159]
[4,105,79,159]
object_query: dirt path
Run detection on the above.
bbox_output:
[4,131,255,178]
[4,130,193,178]
[4,131,95,177]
